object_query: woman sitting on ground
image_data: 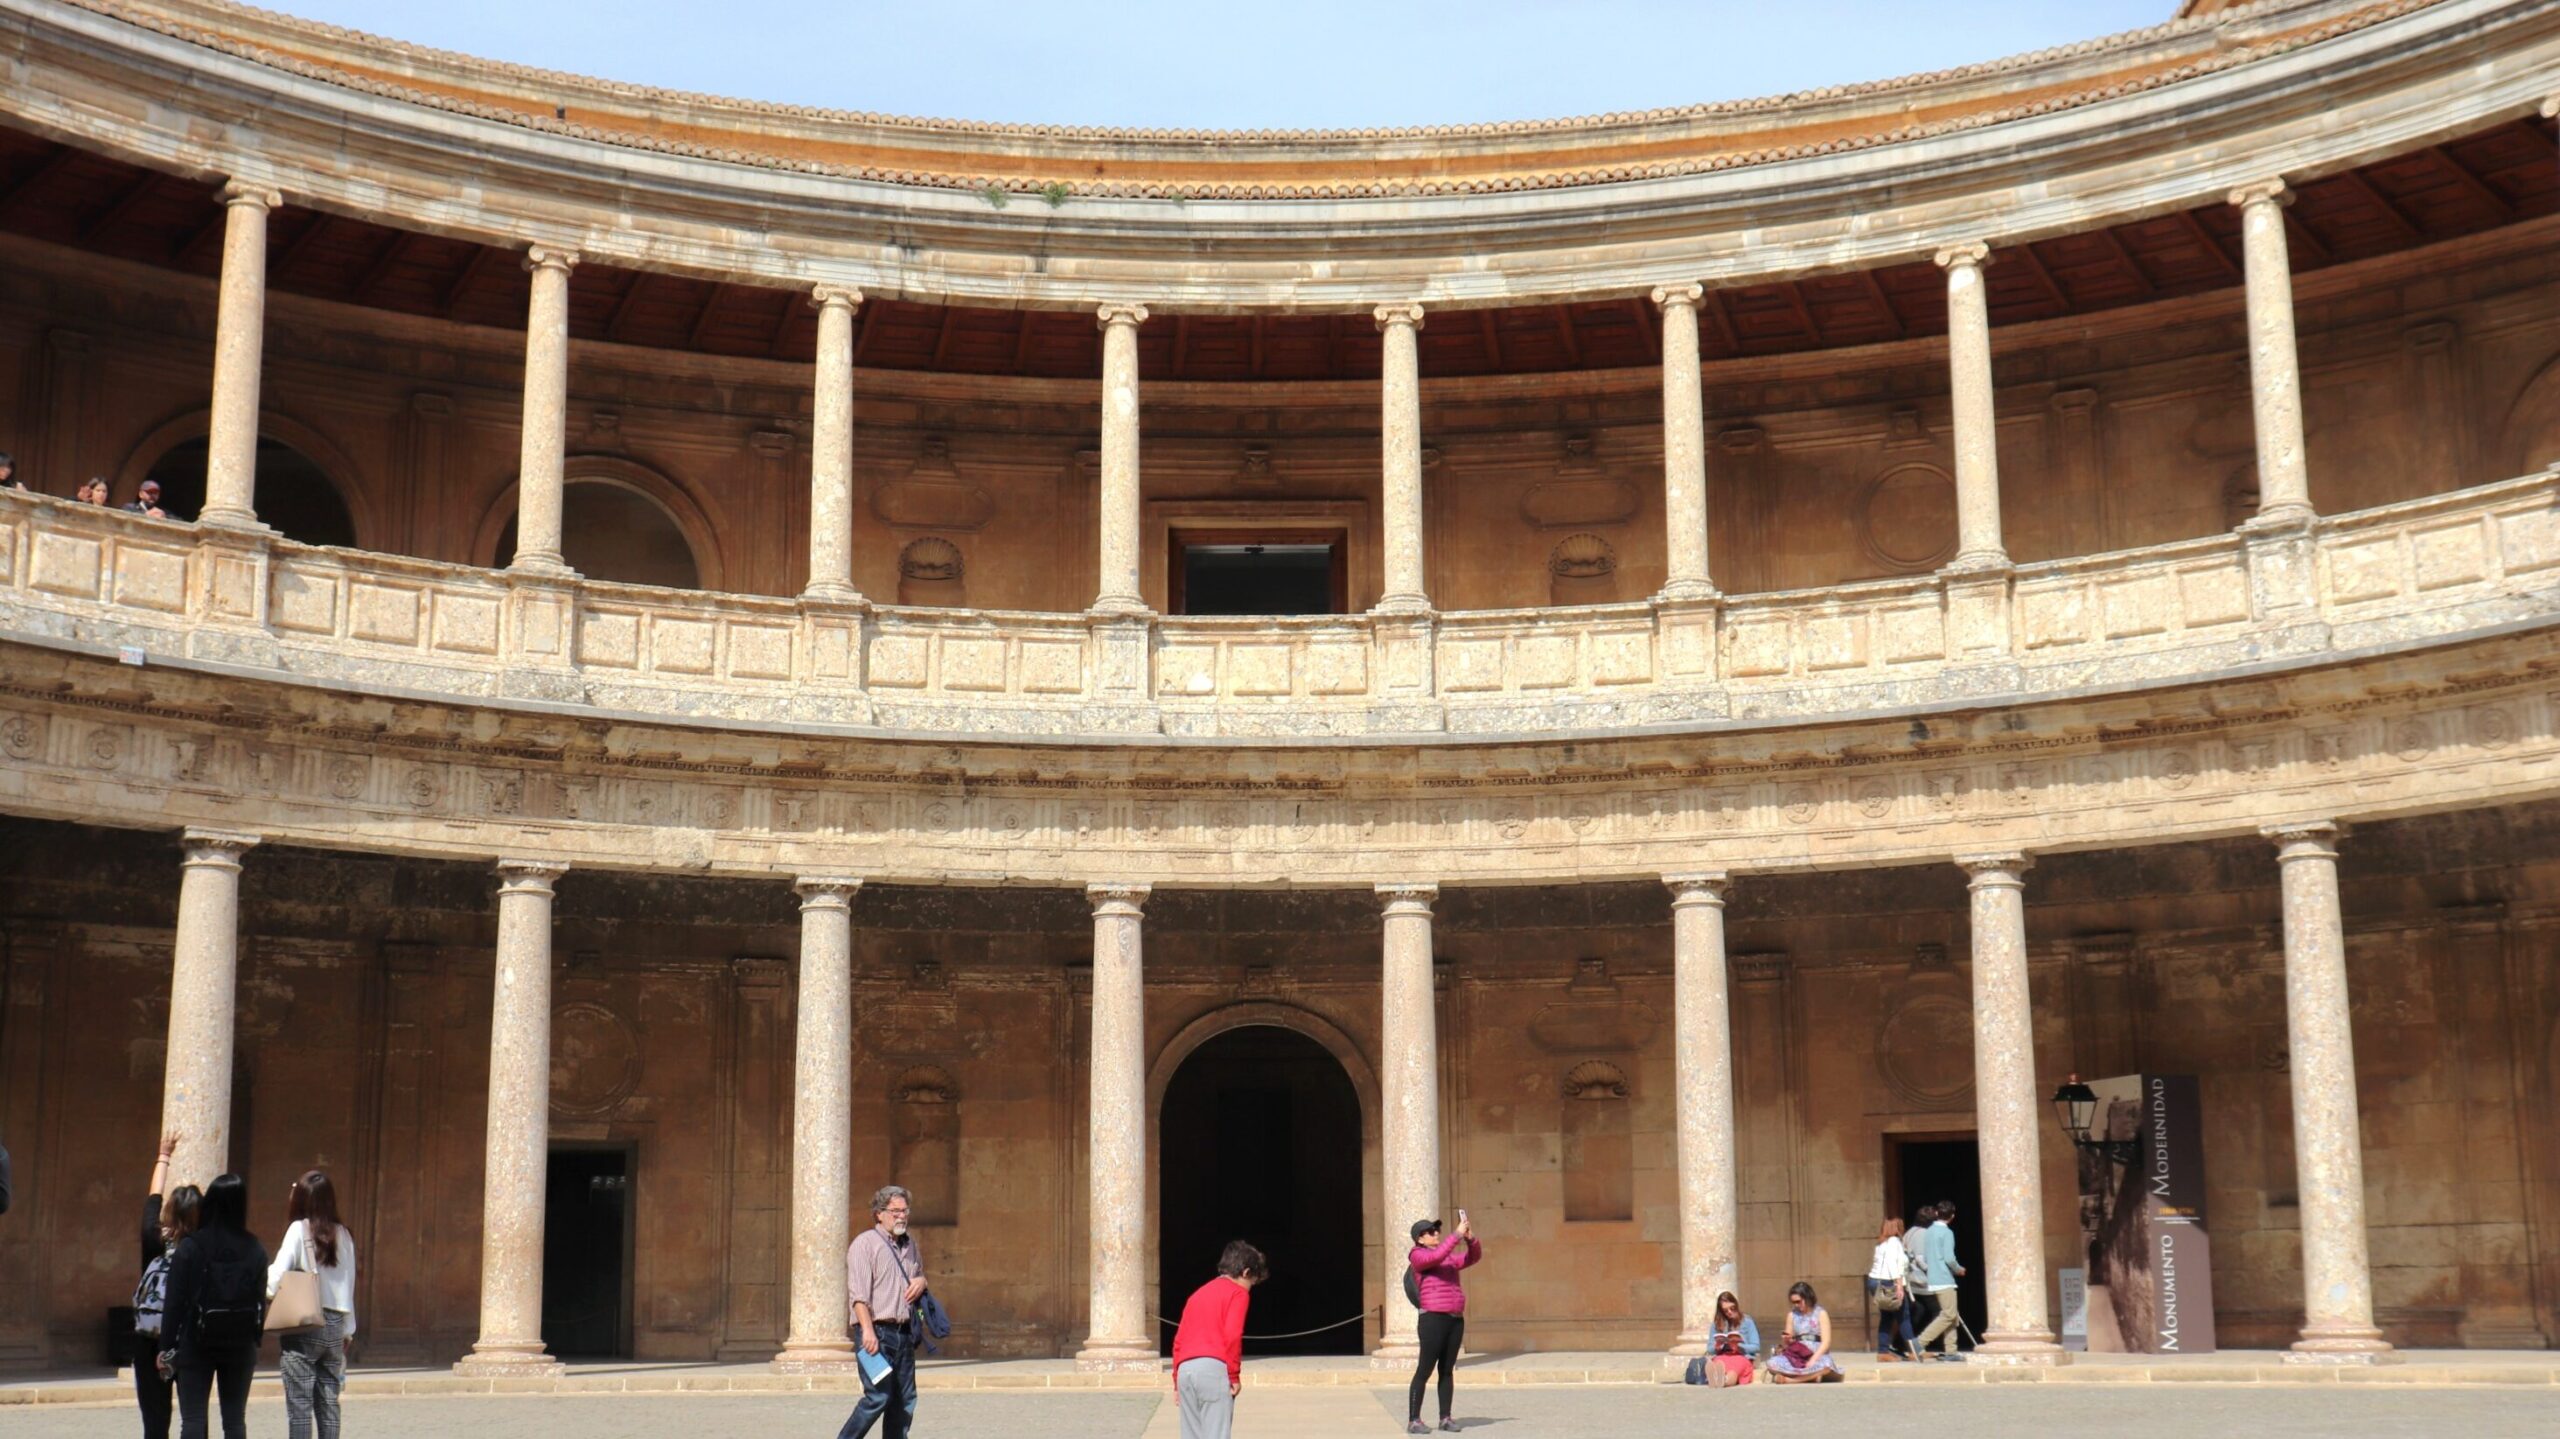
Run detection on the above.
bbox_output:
[1704,1291,1758,1387]
[1764,1282,1841,1383]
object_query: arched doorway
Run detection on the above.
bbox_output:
[139,436,359,547]
[1157,1025,1365,1356]
[493,479,703,589]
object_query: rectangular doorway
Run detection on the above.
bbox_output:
[1884,1131,1988,1348]
[1169,528,1348,615]
[542,1146,634,1360]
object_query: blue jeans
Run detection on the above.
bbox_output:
[1869,1280,1916,1354]
[836,1324,917,1439]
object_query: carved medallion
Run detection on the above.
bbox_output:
[1879,993,1975,1108]
[550,1000,643,1118]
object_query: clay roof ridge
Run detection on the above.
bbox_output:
[68,0,2436,200]
[87,0,2387,145]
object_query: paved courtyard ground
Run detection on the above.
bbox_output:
[7,1383,2560,1438]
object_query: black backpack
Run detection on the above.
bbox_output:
[1403,1262,1421,1310]
[191,1243,268,1347]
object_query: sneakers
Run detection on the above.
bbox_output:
[1441,1422,1460,1433]
[1408,1423,1430,1435]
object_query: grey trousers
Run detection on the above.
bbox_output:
[1175,1356,1233,1439]
[278,1310,347,1439]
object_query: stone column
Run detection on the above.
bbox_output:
[1374,882,1440,1361]
[1374,303,1430,613]
[1934,244,2008,571]
[160,830,259,1187]
[1653,285,1717,600]
[805,287,865,603]
[200,182,280,529]
[1957,852,2063,1363]
[1664,872,1736,1356]
[2232,181,2314,525]
[774,877,861,1372]
[1078,883,1155,1367]
[1092,304,1150,615]
[2267,822,2394,1362]
[455,859,569,1376]
[510,247,580,576]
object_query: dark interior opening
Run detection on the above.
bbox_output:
[142,437,358,548]
[1886,1133,1988,1347]
[1171,530,1346,615]
[1158,1025,1363,1356]
[542,1146,633,1360]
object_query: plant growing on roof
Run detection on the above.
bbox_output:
[978,182,1009,209]
[1039,181,1072,208]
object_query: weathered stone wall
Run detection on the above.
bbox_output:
[4,809,2555,1366]
[4,224,2556,610]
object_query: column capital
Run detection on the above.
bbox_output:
[1650,282,1704,311]
[1376,882,1439,915]
[809,284,865,313]
[522,245,582,276]
[494,858,569,893]
[1957,851,2032,885]
[2264,820,2342,856]
[1373,301,1426,332]
[218,179,282,211]
[1094,301,1150,330]
[180,828,261,868]
[2228,178,2293,211]
[794,876,863,907]
[1662,871,1730,904]
[1933,241,1992,272]
[1087,882,1152,914]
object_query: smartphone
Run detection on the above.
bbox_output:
[1457,1207,1468,1225]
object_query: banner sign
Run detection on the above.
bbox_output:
[2073,1073,2215,1354]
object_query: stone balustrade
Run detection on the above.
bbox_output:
[4,469,2558,743]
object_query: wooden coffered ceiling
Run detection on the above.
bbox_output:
[0,116,2551,383]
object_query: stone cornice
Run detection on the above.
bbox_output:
[0,0,2548,309]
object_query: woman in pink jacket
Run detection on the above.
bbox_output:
[1405,1213,1483,1434]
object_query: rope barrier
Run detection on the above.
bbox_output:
[1152,1309,1374,1341]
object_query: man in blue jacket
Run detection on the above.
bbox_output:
[1912,1201,1967,1359]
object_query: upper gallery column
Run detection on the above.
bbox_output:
[2231,181,2315,525]
[2266,822,2394,1363]
[1092,304,1151,615]
[1375,881,1440,1360]
[1653,285,1717,600]
[509,247,580,576]
[1957,852,2063,1363]
[1663,872,1737,1355]
[1077,883,1155,1368]
[199,182,281,529]
[1934,244,2009,571]
[775,877,862,1372]
[160,829,259,1188]
[1374,303,1430,614]
[456,859,569,1376]
[804,287,866,603]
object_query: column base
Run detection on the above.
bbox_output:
[2239,505,2317,536]
[194,507,271,535]
[1074,1339,1160,1373]
[451,1347,565,1378]
[1942,550,2012,577]
[770,1343,864,1375]
[1971,1334,2069,1366]
[1369,594,1433,618]
[2285,1331,2397,1365]
[1085,597,1156,620]
[799,582,868,607]
[1665,1330,1713,1359]
[1370,1343,1420,1369]
[1653,579,1721,605]
[508,553,577,580]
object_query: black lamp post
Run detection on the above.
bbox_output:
[2049,1073,2136,1162]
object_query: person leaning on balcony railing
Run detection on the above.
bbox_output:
[122,478,168,519]
[0,450,20,489]
[76,476,109,506]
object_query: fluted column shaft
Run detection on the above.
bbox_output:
[2268,823,2393,1362]
[1653,285,1716,599]
[1959,853,2062,1362]
[1375,882,1440,1359]
[1665,873,1736,1354]
[161,830,259,1188]
[1375,304,1429,613]
[775,877,862,1371]
[457,860,568,1375]
[1078,883,1155,1366]
[201,183,279,529]
[1093,305,1150,614]
[2233,182,2314,524]
[805,288,865,602]
[1935,244,2008,570]
[511,247,580,575]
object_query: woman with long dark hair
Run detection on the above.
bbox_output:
[159,1172,268,1439]
[269,1169,358,1439]
[133,1132,196,1439]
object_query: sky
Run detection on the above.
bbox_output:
[262,1,2181,131]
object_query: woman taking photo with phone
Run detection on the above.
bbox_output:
[1405,1210,1483,1434]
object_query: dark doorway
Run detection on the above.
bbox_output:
[1170,529,1347,615]
[542,1146,633,1360]
[1885,1133,1988,1348]
[1158,1025,1363,1356]
[142,437,358,547]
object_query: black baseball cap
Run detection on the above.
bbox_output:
[1410,1218,1441,1242]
